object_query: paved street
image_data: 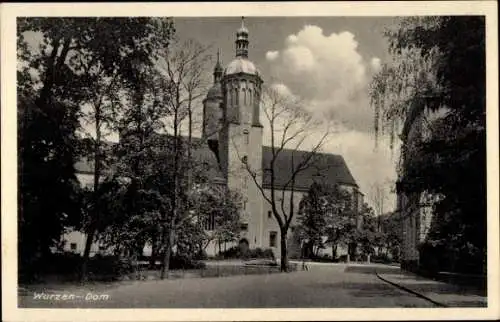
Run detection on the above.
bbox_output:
[19,264,439,308]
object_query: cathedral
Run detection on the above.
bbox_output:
[68,18,363,259]
[198,18,363,256]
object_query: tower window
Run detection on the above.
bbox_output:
[269,231,277,248]
[240,223,248,231]
[243,129,249,144]
[268,211,272,218]
[70,243,77,251]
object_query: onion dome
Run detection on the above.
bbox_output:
[224,17,260,77]
[224,57,260,76]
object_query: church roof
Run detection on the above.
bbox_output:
[74,136,358,191]
[206,82,223,100]
[261,147,358,191]
[74,135,225,183]
[224,57,260,77]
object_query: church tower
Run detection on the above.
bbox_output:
[202,50,224,161]
[219,18,264,248]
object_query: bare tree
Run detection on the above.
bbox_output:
[234,85,332,272]
[156,38,212,279]
[368,181,390,230]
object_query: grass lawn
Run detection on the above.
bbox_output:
[128,263,290,280]
[20,261,296,292]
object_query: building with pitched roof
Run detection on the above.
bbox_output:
[199,18,363,257]
[65,18,363,259]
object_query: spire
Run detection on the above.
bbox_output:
[236,16,249,58]
[241,16,246,30]
[213,49,223,82]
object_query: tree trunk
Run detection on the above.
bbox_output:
[160,221,175,279]
[149,231,157,268]
[306,241,314,259]
[80,225,96,282]
[280,230,288,272]
[332,244,337,261]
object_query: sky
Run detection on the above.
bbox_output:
[22,16,400,212]
[173,17,399,211]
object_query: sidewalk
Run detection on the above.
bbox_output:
[376,268,487,307]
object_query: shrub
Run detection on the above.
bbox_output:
[194,250,208,261]
[21,252,135,282]
[169,254,206,270]
[262,248,276,260]
[218,246,240,259]
[35,252,82,276]
[218,247,276,260]
[371,253,393,264]
[87,254,134,281]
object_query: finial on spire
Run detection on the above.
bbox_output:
[236,17,249,57]
[217,48,220,63]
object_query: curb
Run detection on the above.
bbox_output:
[375,271,448,308]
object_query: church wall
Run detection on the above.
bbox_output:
[245,125,264,247]
[260,185,360,259]
[223,125,264,250]
[260,188,304,258]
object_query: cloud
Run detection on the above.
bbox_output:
[266,25,378,132]
[263,24,397,206]
[265,50,279,61]
[269,83,294,98]
[371,57,382,72]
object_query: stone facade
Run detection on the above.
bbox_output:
[398,102,442,271]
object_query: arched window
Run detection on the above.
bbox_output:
[269,231,277,247]
[229,87,233,106]
[235,86,239,107]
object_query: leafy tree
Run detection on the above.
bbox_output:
[17,17,175,280]
[106,37,213,279]
[296,184,329,258]
[370,17,486,273]
[356,205,381,257]
[296,183,359,260]
[183,185,243,258]
[18,94,82,280]
[379,211,402,260]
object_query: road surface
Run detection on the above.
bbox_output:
[19,263,436,308]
